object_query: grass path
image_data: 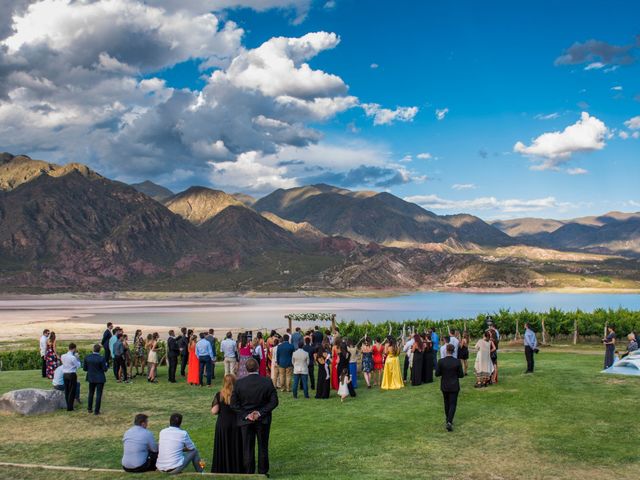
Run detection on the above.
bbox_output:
[0,350,638,479]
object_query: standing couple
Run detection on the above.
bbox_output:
[211,358,279,475]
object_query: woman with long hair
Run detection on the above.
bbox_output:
[474,331,495,388]
[361,337,374,388]
[146,333,158,383]
[381,337,404,390]
[270,338,280,388]
[255,332,267,377]
[421,332,434,384]
[45,331,59,379]
[132,329,145,377]
[187,334,200,386]
[266,330,277,379]
[458,332,470,376]
[603,325,616,369]
[489,329,499,384]
[237,334,252,379]
[372,336,385,387]
[330,335,341,390]
[314,346,331,399]
[410,334,424,386]
[211,374,243,473]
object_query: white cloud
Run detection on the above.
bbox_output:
[435,107,449,120]
[534,112,560,120]
[513,112,608,170]
[400,155,412,163]
[370,63,379,69]
[611,85,623,91]
[567,167,588,175]
[324,0,336,9]
[585,62,605,70]
[361,103,418,126]
[405,194,565,214]
[451,183,476,190]
[633,131,640,139]
[619,131,629,140]
[416,152,432,160]
[624,116,640,130]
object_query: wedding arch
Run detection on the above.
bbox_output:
[284,313,337,334]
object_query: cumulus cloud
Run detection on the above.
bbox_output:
[361,103,418,125]
[405,194,565,214]
[416,152,432,160]
[435,107,449,120]
[611,85,623,91]
[567,167,588,175]
[555,38,637,68]
[625,116,640,130]
[0,1,418,192]
[513,112,608,170]
[451,183,476,190]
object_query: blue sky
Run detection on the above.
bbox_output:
[1,0,638,219]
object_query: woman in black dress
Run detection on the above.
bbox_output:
[211,374,243,473]
[603,325,616,368]
[410,334,423,386]
[421,333,434,383]
[315,346,331,399]
[458,333,470,376]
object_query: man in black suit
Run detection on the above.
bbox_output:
[178,327,189,377]
[435,343,464,432]
[101,322,113,366]
[83,344,109,415]
[167,330,180,383]
[312,325,323,346]
[231,358,279,475]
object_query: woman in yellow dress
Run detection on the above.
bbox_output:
[381,337,404,390]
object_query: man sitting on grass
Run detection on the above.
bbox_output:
[122,414,158,472]
[156,413,203,474]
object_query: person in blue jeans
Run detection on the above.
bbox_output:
[195,332,214,386]
[430,328,440,366]
[291,342,310,398]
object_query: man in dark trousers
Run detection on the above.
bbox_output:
[231,358,279,475]
[167,330,180,383]
[302,337,315,390]
[435,343,464,432]
[523,322,538,373]
[101,322,113,366]
[206,329,217,380]
[178,327,189,377]
[83,344,108,415]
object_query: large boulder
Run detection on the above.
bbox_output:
[0,388,67,415]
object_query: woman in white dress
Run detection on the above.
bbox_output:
[474,331,495,388]
[146,333,159,383]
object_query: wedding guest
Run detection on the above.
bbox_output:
[337,368,352,402]
[361,337,374,388]
[270,338,280,388]
[39,329,50,378]
[237,334,252,379]
[123,334,132,381]
[458,332,470,376]
[410,334,424,386]
[621,333,639,359]
[291,327,303,349]
[421,332,434,384]
[372,337,385,387]
[440,335,450,360]
[435,343,464,432]
[178,327,189,377]
[266,331,278,379]
[429,327,440,365]
[474,331,495,388]
[381,337,404,390]
[276,334,295,392]
[60,343,81,411]
[221,332,238,376]
[113,332,127,383]
[448,330,460,358]
[338,342,356,398]
[302,337,315,389]
[52,364,80,404]
[101,322,113,366]
[132,330,146,378]
[122,414,158,472]
[312,325,324,346]
[603,325,616,369]
[187,334,200,386]
[347,339,359,389]
[109,327,121,379]
[196,332,215,387]
[402,334,415,382]
[167,330,180,383]
[146,333,159,383]
[211,375,243,474]
[157,413,203,474]
[524,322,538,373]
[83,344,108,415]
[314,347,331,398]
[206,329,217,380]
[292,341,310,399]
[489,329,499,384]
[231,358,279,475]
[330,337,340,390]
[45,331,59,379]
[253,336,266,377]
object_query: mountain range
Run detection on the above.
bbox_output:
[0,152,638,292]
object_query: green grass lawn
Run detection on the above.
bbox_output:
[0,350,638,479]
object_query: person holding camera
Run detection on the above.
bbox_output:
[523,322,538,373]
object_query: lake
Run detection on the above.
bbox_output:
[2,292,639,331]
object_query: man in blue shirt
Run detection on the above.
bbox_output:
[122,413,158,472]
[220,332,238,376]
[195,332,214,386]
[275,334,295,392]
[524,322,538,373]
[430,328,440,365]
[290,327,303,349]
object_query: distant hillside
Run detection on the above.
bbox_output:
[492,217,566,236]
[254,185,513,247]
[261,212,326,242]
[232,192,256,206]
[164,186,245,225]
[131,180,174,202]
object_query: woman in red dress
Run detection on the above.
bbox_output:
[330,336,341,390]
[255,332,267,377]
[186,334,200,386]
[372,336,385,387]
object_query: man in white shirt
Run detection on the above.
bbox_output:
[448,331,460,359]
[39,329,49,378]
[122,414,158,472]
[220,331,238,376]
[291,341,310,399]
[60,343,82,411]
[402,336,415,382]
[439,336,450,362]
[52,364,80,402]
[156,413,203,474]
